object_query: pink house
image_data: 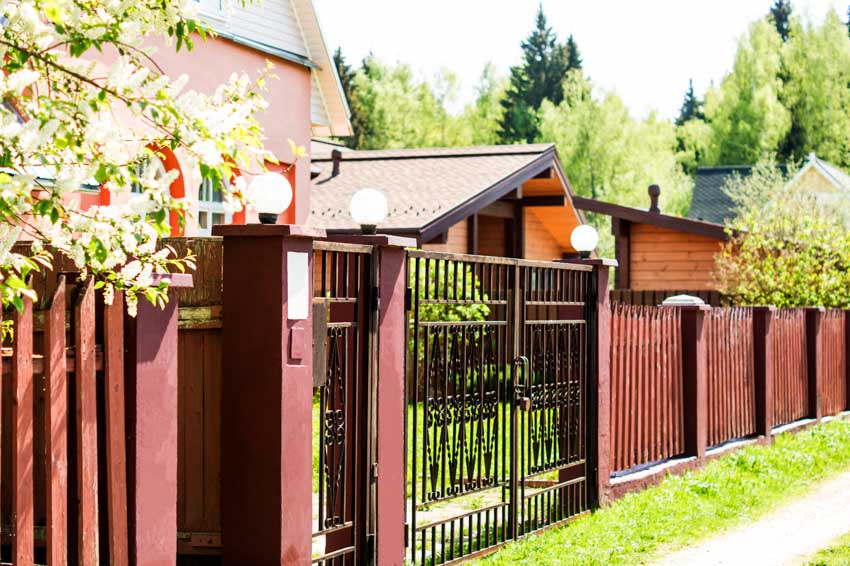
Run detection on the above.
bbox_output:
[90,0,351,235]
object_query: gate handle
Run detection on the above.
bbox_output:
[513,356,532,411]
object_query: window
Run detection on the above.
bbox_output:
[193,0,225,20]
[197,177,232,236]
[131,155,167,194]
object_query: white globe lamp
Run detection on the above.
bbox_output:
[251,172,293,224]
[349,188,388,235]
[570,224,599,258]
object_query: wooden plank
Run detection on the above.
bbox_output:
[45,277,68,566]
[185,330,205,530]
[202,329,223,532]
[11,297,35,564]
[104,293,129,565]
[75,279,99,566]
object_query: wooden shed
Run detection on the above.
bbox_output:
[573,187,729,305]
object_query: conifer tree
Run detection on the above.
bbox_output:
[566,34,583,71]
[675,79,705,126]
[333,48,367,148]
[497,5,573,143]
[770,0,793,41]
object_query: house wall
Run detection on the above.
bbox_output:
[422,221,467,254]
[629,223,724,291]
[524,208,566,261]
[97,36,313,231]
[477,216,508,257]
[792,167,836,195]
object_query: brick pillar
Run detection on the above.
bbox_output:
[214,224,325,565]
[326,234,415,565]
[806,307,825,420]
[676,304,710,459]
[752,307,776,437]
[125,273,192,566]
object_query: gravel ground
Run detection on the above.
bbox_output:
[654,468,850,566]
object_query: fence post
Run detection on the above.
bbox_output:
[214,224,325,565]
[677,304,710,459]
[752,307,775,437]
[806,307,825,420]
[125,273,193,566]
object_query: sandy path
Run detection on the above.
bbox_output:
[653,468,850,566]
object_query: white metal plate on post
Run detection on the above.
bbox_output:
[287,251,309,320]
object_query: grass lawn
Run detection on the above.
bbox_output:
[480,418,850,566]
[806,532,850,566]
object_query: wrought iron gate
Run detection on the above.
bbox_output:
[406,251,596,564]
[312,241,377,565]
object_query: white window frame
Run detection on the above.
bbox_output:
[196,176,232,236]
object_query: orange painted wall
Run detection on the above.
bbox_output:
[629,224,724,291]
[523,209,565,261]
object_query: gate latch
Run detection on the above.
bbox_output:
[513,355,532,411]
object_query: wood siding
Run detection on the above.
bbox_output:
[201,0,308,60]
[477,216,508,257]
[629,224,724,291]
[524,208,565,261]
[422,221,468,254]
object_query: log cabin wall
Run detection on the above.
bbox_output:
[628,224,724,291]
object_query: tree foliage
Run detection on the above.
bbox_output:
[779,12,850,167]
[715,161,850,308]
[770,0,794,41]
[0,0,274,313]
[702,19,790,165]
[497,6,579,143]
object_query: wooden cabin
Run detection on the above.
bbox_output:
[307,144,585,260]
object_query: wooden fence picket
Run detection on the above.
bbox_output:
[11,297,34,564]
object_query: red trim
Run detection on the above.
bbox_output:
[230,168,246,225]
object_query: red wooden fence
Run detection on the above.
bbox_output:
[610,304,684,472]
[821,310,846,416]
[772,309,809,427]
[705,308,755,447]
[1,276,129,564]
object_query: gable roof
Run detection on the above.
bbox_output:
[307,144,583,243]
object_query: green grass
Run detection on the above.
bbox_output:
[480,418,850,566]
[806,532,850,566]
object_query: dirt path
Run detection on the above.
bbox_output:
[654,468,850,566]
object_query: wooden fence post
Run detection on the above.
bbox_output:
[214,224,325,565]
[125,273,193,566]
[678,305,710,459]
[752,307,775,437]
[806,307,825,420]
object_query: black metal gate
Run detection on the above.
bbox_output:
[312,241,377,565]
[406,250,596,564]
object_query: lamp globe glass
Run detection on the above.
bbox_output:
[349,188,388,226]
[570,224,599,252]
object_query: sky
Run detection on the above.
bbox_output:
[313,0,846,120]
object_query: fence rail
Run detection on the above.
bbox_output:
[610,304,684,473]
